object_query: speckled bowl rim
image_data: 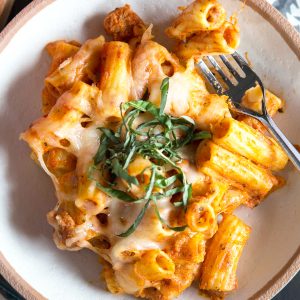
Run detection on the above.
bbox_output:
[0,0,299,299]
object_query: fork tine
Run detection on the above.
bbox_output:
[231,52,247,67]
[219,55,241,80]
[207,56,234,87]
[231,52,253,75]
[198,59,224,94]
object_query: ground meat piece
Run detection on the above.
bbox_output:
[56,211,76,241]
[103,4,147,41]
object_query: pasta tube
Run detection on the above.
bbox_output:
[213,118,288,171]
[56,200,85,225]
[98,41,132,122]
[175,21,240,60]
[131,40,182,100]
[45,35,105,104]
[200,214,251,293]
[43,147,77,177]
[126,156,152,198]
[196,141,278,198]
[186,197,218,238]
[134,249,175,281]
[45,40,81,76]
[165,0,226,41]
[167,232,206,264]
[217,188,249,214]
[188,94,231,130]
[57,171,78,195]
[76,175,107,215]
[242,85,284,117]
[127,156,152,178]
[189,168,248,213]
[142,261,199,300]
[207,181,229,213]
[89,234,111,251]
[237,115,267,134]
[160,262,200,299]
[42,41,81,113]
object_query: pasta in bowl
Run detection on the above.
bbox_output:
[20,1,292,299]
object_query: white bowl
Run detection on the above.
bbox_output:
[0,0,299,299]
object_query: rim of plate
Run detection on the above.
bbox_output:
[0,0,299,299]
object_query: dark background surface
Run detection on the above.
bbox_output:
[0,0,299,299]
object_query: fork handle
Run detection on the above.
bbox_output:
[260,115,300,171]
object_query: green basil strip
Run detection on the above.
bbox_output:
[117,168,156,237]
[93,180,139,203]
[123,131,135,148]
[145,167,157,200]
[112,158,139,186]
[123,146,136,169]
[192,131,212,141]
[165,186,185,197]
[93,136,108,165]
[172,124,191,132]
[152,197,187,232]
[153,186,185,200]
[175,133,194,148]
[154,149,178,169]
[179,115,195,125]
[99,127,119,143]
[123,100,160,117]
[117,199,152,237]
[182,182,192,209]
[119,108,138,134]
[173,201,183,207]
[137,119,160,130]
[159,115,173,130]
[160,77,169,115]
[155,174,180,188]
[129,127,149,137]
[127,109,140,129]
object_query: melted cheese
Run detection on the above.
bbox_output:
[22,59,208,295]
[107,198,174,267]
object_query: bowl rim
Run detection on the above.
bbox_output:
[0,0,299,299]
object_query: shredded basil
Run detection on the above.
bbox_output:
[152,197,187,232]
[117,199,152,237]
[90,78,211,237]
[117,167,156,237]
[159,77,169,115]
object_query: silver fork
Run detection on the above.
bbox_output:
[198,52,300,171]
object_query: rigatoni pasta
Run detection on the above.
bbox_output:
[186,197,218,238]
[42,41,81,114]
[165,0,226,40]
[166,0,239,60]
[200,214,251,294]
[45,40,81,76]
[98,41,132,122]
[196,140,278,198]
[134,250,175,281]
[241,84,285,116]
[213,118,288,171]
[167,231,206,264]
[175,20,240,60]
[44,36,105,108]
